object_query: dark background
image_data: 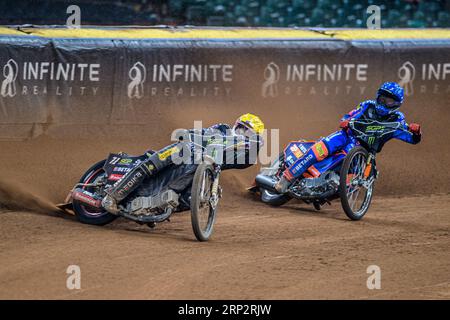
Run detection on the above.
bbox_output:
[0,0,449,28]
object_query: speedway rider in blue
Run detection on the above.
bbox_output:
[275,82,422,193]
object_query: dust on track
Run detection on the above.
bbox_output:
[0,179,60,214]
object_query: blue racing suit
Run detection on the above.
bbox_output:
[283,100,421,181]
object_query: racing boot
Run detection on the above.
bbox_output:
[275,140,329,194]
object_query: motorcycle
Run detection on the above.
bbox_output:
[251,119,409,220]
[59,145,222,241]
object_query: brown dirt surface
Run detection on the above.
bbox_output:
[0,193,449,299]
[0,126,448,299]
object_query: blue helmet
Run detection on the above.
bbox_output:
[375,82,404,116]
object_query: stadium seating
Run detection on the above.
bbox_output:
[0,0,448,28]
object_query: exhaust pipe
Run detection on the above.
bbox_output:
[255,174,279,193]
[72,188,102,209]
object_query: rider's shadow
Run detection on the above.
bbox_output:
[246,193,347,221]
[104,217,195,241]
[281,202,348,221]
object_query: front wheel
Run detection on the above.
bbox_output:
[190,162,219,241]
[339,147,375,220]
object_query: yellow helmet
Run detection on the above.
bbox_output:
[233,113,265,136]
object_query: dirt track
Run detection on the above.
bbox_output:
[0,126,449,299]
[0,190,449,299]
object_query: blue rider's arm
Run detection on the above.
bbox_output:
[392,129,416,144]
[391,112,421,144]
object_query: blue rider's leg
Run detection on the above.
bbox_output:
[275,130,350,193]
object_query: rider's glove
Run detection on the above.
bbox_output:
[339,120,349,130]
[409,123,421,135]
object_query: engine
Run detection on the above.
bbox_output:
[291,171,340,198]
[127,189,180,216]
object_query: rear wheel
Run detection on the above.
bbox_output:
[190,162,219,241]
[260,153,292,206]
[72,160,118,226]
[339,147,374,220]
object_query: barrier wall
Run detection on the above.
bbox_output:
[0,27,449,197]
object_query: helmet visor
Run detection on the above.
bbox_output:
[377,94,401,109]
[233,122,255,138]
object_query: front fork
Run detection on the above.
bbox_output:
[209,166,222,208]
[362,153,378,188]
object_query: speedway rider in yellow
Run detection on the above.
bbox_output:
[102,114,265,214]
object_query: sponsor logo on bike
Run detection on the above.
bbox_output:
[109,173,124,181]
[291,153,314,174]
[113,166,131,173]
[116,171,143,197]
[119,158,133,165]
[314,143,326,158]
[158,146,180,161]
[289,144,303,159]
[285,155,294,165]
[298,144,308,153]
[73,191,101,207]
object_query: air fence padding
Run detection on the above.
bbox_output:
[0,27,449,195]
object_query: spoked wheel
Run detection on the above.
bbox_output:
[339,147,375,220]
[190,162,220,241]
